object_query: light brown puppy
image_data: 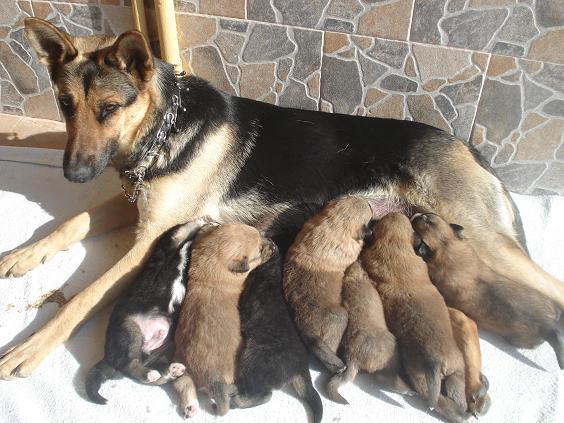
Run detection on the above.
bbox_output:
[448,308,491,417]
[283,196,373,373]
[361,213,468,423]
[173,223,275,418]
[326,261,410,404]
[412,213,564,369]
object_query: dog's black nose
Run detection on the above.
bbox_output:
[63,163,97,183]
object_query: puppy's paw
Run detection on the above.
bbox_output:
[184,404,199,419]
[0,241,56,278]
[146,370,161,383]
[169,362,186,378]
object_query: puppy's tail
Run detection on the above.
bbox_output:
[85,360,117,405]
[326,361,359,405]
[209,381,234,417]
[303,333,346,374]
[290,370,323,423]
[545,329,564,369]
[425,361,442,410]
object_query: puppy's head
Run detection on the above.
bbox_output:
[366,212,420,254]
[323,196,374,242]
[193,223,276,281]
[24,18,161,182]
[410,213,465,262]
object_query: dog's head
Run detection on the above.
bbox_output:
[193,223,276,282]
[325,195,373,241]
[410,213,465,262]
[25,18,160,182]
[368,212,419,250]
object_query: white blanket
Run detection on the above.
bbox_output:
[0,146,562,423]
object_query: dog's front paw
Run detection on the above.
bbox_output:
[0,241,56,278]
[0,334,48,379]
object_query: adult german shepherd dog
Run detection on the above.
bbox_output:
[0,18,562,379]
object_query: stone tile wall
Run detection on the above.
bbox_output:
[0,0,562,193]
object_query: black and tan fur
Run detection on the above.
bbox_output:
[231,248,323,423]
[173,223,275,418]
[412,213,564,369]
[1,18,562,381]
[283,196,373,373]
[362,213,468,423]
[326,261,409,404]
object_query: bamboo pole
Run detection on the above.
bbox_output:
[154,0,183,73]
[130,0,149,41]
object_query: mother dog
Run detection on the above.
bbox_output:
[0,18,562,379]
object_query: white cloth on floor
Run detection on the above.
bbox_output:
[0,146,562,423]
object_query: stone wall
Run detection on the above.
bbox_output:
[1,0,562,194]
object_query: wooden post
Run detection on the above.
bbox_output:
[130,0,149,41]
[154,0,183,73]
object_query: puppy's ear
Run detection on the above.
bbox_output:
[25,18,78,75]
[357,224,373,241]
[229,257,250,274]
[415,241,433,262]
[450,223,465,240]
[105,30,154,81]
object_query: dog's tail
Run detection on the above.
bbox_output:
[290,370,323,423]
[209,381,233,417]
[546,329,564,369]
[303,333,346,374]
[85,360,117,405]
[326,361,359,405]
[425,361,442,410]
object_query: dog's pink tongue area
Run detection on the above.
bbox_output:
[131,314,171,353]
[367,197,411,220]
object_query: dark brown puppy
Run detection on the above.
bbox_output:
[326,261,410,404]
[283,196,373,373]
[231,249,323,423]
[448,308,491,417]
[412,212,564,369]
[361,213,468,423]
[173,223,275,418]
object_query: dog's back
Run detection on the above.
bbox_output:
[233,251,323,423]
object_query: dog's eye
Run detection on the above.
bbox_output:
[100,103,120,120]
[58,95,74,117]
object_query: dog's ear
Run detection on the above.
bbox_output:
[450,223,465,240]
[415,239,433,261]
[24,17,78,74]
[105,30,154,81]
[229,256,250,274]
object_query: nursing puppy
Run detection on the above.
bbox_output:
[231,249,323,423]
[283,196,373,373]
[173,223,275,418]
[448,308,491,417]
[85,219,204,404]
[326,261,409,404]
[412,213,564,369]
[361,213,468,423]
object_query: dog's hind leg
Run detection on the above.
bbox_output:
[0,194,137,278]
[174,374,199,418]
[0,230,161,380]
[546,329,564,370]
[230,391,273,409]
[209,381,235,416]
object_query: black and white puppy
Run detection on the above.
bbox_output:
[231,248,323,423]
[85,219,205,404]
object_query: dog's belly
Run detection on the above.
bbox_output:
[131,314,172,354]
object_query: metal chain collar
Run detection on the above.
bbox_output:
[121,76,187,202]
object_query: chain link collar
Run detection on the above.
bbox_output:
[121,77,187,202]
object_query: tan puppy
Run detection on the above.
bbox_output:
[173,223,275,418]
[448,308,491,417]
[361,213,468,423]
[326,261,410,404]
[412,212,564,369]
[283,196,373,373]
